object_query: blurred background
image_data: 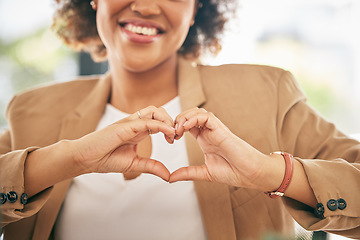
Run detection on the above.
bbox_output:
[0,0,359,239]
[1,0,360,138]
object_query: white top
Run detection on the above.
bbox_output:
[54,97,207,240]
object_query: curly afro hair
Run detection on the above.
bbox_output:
[52,0,237,61]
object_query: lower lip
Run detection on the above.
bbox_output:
[121,27,161,44]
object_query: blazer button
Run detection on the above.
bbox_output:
[7,191,18,203]
[327,199,338,211]
[337,198,347,210]
[20,193,28,205]
[0,193,7,204]
[315,203,325,219]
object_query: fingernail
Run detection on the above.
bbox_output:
[175,123,178,131]
[175,134,181,140]
[183,121,188,127]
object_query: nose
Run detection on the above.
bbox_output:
[130,0,161,17]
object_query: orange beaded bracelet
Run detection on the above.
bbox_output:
[265,152,294,198]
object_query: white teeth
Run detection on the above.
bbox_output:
[124,24,158,36]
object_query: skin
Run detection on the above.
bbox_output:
[24,0,317,210]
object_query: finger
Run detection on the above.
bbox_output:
[128,157,170,181]
[183,113,210,130]
[174,107,207,123]
[180,112,213,140]
[175,108,207,140]
[174,119,187,140]
[183,111,223,132]
[128,119,175,143]
[174,107,198,139]
[144,119,176,140]
[183,112,233,147]
[135,106,174,127]
[164,134,175,144]
[169,165,211,183]
[174,107,197,123]
[112,119,175,144]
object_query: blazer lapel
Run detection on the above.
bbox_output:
[58,73,112,141]
[178,58,236,240]
[32,74,112,240]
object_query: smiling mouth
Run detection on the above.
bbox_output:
[120,23,164,36]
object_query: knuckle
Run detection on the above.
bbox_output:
[146,105,156,111]
[207,111,215,117]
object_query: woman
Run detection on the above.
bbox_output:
[1,0,360,239]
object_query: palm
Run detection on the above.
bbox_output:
[193,128,244,186]
[96,143,139,173]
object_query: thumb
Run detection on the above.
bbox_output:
[169,165,210,183]
[127,157,171,181]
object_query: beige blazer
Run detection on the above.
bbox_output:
[1,58,360,239]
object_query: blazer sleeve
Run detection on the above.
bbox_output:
[275,71,360,237]
[0,99,53,228]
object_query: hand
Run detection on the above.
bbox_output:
[170,108,268,189]
[71,106,175,181]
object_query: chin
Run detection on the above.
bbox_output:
[123,59,157,73]
[109,48,176,73]
[124,54,174,74]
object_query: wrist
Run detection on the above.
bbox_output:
[24,140,85,197]
[265,152,294,198]
[42,140,90,178]
[64,139,95,175]
[255,153,286,192]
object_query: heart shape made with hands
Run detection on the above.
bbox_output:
[119,106,217,183]
[124,108,206,182]
[121,106,262,188]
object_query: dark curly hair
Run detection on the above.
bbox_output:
[52,0,237,61]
